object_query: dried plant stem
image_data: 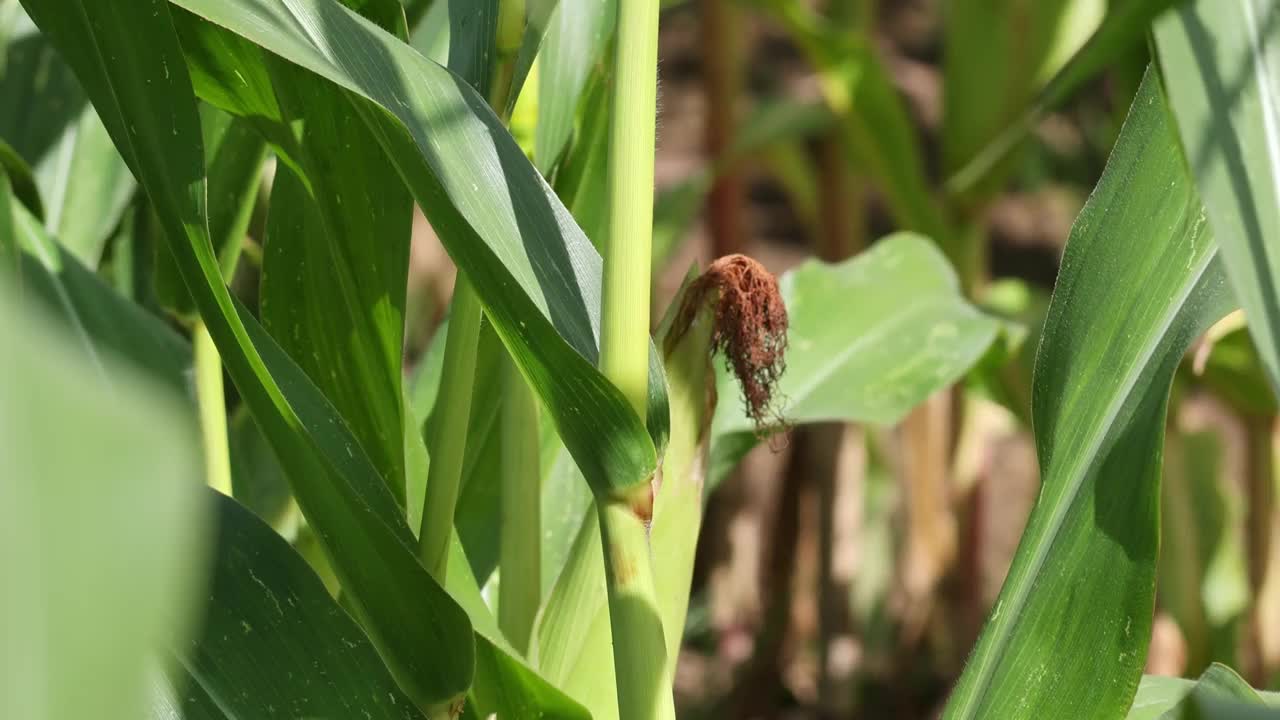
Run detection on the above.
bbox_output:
[701,0,743,258]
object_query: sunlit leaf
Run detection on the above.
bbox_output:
[710,233,1001,484]
[943,69,1235,720]
[1155,0,1280,402]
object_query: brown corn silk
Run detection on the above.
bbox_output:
[667,254,788,433]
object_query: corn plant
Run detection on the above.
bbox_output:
[5,0,1280,719]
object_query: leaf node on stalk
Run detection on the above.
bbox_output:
[667,254,789,434]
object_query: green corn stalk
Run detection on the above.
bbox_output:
[595,1,674,719]
[418,0,527,584]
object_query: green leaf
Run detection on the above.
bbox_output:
[947,0,1183,196]
[227,407,296,534]
[1160,666,1271,719]
[537,421,593,595]
[1,288,205,720]
[10,197,191,391]
[505,0,559,120]
[17,0,475,710]
[942,0,1104,203]
[1154,0,1280,402]
[199,107,265,278]
[406,0,555,122]
[0,6,135,265]
[942,69,1235,720]
[174,491,422,720]
[1128,667,1280,720]
[260,8,414,508]
[0,162,19,283]
[171,0,668,499]
[551,71,609,250]
[710,233,1001,484]
[155,104,266,314]
[0,137,42,219]
[535,0,612,173]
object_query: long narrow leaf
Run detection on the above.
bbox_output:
[174,492,421,720]
[947,0,1182,195]
[0,7,135,265]
[171,0,668,499]
[260,15,414,506]
[943,69,1234,719]
[18,0,476,710]
[1129,667,1280,719]
[1,292,204,720]
[10,198,190,390]
[1155,0,1280,400]
[535,0,612,173]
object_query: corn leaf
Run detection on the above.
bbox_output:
[552,72,610,249]
[710,233,1001,485]
[0,166,14,274]
[17,0,476,710]
[0,6,135,266]
[170,0,667,499]
[1155,0,1280,402]
[174,491,422,719]
[942,0,1104,204]
[943,69,1235,719]
[170,9,410,502]
[260,19,414,508]
[1,291,204,720]
[535,0,613,173]
[0,136,41,220]
[227,407,297,534]
[9,198,191,390]
[947,0,1183,195]
[1128,667,1280,719]
[407,0,554,118]
[154,104,266,314]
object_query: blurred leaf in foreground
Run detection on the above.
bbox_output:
[0,294,206,720]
